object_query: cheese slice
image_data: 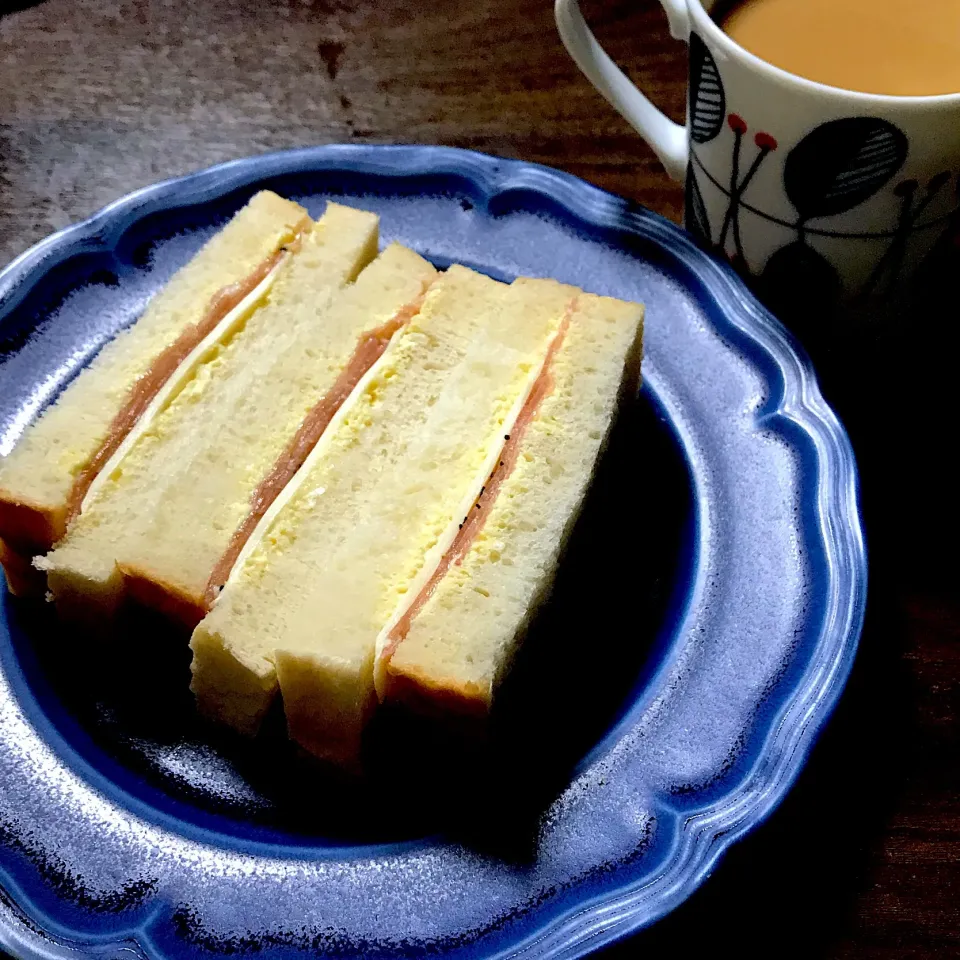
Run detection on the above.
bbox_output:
[0,190,309,593]
[379,290,644,715]
[39,205,414,629]
[190,266,574,758]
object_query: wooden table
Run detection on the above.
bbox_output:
[1,1,957,957]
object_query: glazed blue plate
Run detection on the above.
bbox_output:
[0,146,865,960]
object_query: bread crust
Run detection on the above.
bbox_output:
[0,491,64,555]
[0,495,64,596]
[118,564,206,630]
[0,537,46,596]
[381,661,490,719]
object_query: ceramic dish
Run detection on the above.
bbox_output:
[0,145,866,960]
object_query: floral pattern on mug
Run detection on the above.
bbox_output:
[685,32,960,304]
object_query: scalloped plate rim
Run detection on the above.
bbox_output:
[0,144,867,960]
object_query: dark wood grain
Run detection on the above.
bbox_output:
[0,1,957,958]
[0,0,685,266]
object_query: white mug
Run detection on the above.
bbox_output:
[555,0,960,307]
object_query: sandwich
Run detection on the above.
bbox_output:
[190,264,643,766]
[0,190,310,594]
[39,205,437,628]
[4,187,644,770]
[375,287,644,716]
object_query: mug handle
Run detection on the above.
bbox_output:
[554,0,690,181]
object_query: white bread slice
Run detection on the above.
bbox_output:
[39,206,415,629]
[190,267,576,754]
[0,190,309,593]
[378,289,644,715]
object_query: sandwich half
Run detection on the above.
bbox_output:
[190,266,575,754]
[0,190,309,594]
[41,207,435,629]
[375,287,644,716]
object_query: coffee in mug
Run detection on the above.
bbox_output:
[716,0,960,97]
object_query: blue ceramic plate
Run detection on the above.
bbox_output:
[0,146,865,960]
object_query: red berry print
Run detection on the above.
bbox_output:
[727,113,747,134]
[754,132,778,151]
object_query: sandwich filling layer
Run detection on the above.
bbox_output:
[81,253,291,514]
[202,292,427,607]
[69,241,301,525]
